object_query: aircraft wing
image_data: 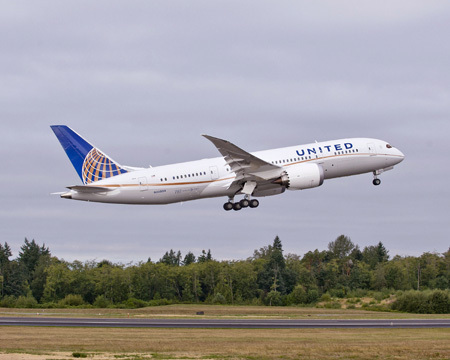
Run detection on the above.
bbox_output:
[203,135,283,183]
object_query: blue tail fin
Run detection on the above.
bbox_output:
[51,125,128,184]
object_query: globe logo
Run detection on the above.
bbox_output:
[82,148,127,184]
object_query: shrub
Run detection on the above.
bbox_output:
[324,301,341,309]
[306,289,319,304]
[391,290,450,314]
[15,295,38,308]
[320,293,331,302]
[429,290,450,314]
[0,295,16,308]
[211,293,227,305]
[148,298,171,306]
[287,285,307,305]
[72,352,88,358]
[58,294,85,307]
[93,295,112,308]
[330,288,347,298]
[123,297,148,308]
[265,290,282,306]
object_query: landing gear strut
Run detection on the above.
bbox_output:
[223,181,260,211]
[373,171,381,186]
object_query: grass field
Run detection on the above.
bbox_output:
[0,327,449,359]
[0,305,449,359]
[1,304,450,319]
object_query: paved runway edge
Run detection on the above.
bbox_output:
[1,317,449,329]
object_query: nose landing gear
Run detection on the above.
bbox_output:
[373,170,381,186]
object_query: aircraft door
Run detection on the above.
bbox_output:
[138,177,148,191]
[367,143,376,155]
[209,166,219,180]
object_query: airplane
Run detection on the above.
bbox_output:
[51,125,405,211]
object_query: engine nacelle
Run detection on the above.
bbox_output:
[276,163,324,190]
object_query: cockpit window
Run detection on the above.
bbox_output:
[386,144,392,149]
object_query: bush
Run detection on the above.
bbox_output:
[265,290,282,306]
[93,295,112,308]
[123,297,148,308]
[324,301,341,309]
[58,294,85,307]
[391,290,450,314]
[287,285,307,305]
[211,293,227,305]
[329,288,347,298]
[429,290,450,314]
[147,298,172,306]
[15,295,38,308]
[306,289,319,304]
[320,293,331,302]
[72,352,88,358]
[0,295,16,308]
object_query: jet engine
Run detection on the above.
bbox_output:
[275,163,324,190]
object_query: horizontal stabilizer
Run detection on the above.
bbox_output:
[67,185,116,193]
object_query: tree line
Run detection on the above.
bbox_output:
[0,236,449,312]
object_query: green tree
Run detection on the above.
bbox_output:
[43,260,73,302]
[256,236,296,296]
[182,251,196,266]
[198,249,212,263]
[159,250,182,266]
[328,235,355,260]
[0,243,12,297]
[362,242,389,269]
[18,238,50,284]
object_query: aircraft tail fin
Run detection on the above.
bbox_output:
[51,125,128,184]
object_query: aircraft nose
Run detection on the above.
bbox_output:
[396,148,405,162]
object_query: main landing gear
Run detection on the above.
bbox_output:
[223,197,259,211]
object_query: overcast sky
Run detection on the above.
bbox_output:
[1,1,449,263]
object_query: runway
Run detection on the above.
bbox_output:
[1,317,449,328]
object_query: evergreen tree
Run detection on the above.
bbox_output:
[376,242,389,262]
[159,250,182,266]
[198,249,212,263]
[257,236,290,294]
[0,243,12,297]
[18,238,50,282]
[182,251,196,266]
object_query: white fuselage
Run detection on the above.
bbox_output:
[67,138,404,204]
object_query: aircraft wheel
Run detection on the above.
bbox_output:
[249,199,259,208]
[373,178,381,186]
[223,202,233,211]
[233,202,242,211]
[240,199,249,208]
